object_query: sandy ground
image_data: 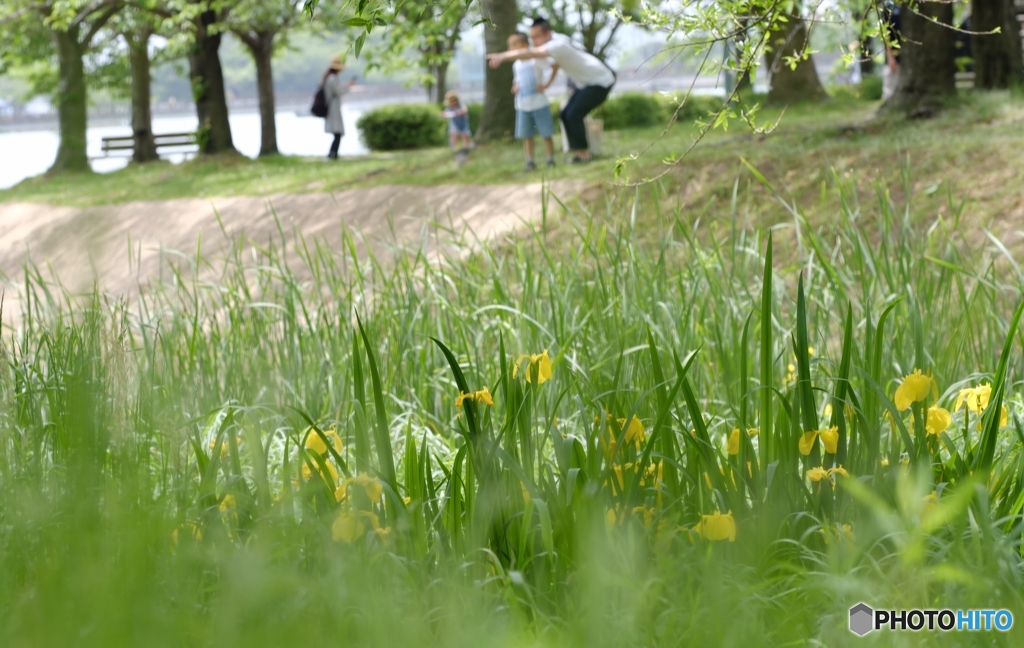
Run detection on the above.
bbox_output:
[0,181,586,328]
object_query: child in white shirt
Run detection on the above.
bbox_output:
[508,33,559,171]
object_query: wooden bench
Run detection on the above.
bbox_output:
[100,131,198,157]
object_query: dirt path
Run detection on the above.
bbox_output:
[0,181,586,328]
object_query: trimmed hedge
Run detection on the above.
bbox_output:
[356,104,447,151]
[467,102,482,134]
[827,76,883,102]
[593,92,723,130]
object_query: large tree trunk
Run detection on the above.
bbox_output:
[764,16,827,105]
[51,28,90,173]
[188,9,235,155]
[971,0,1024,88]
[240,31,279,157]
[429,60,449,105]
[476,0,518,142]
[882,2,955,117]
[127,30,159,163]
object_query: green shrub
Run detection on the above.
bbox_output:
[666,93,724,122]
[827,76,883,102]
[467,102,482,134]
[593,92,666,130]
[356,104,446,151]
[593,92,723,130]
[859,75,883,101]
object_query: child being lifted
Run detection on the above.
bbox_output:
[507,32,559,171]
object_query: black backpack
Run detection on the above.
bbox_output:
[311,86,328,118]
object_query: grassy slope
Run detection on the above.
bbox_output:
[3,92,1022,228]
[4,93,1024,647]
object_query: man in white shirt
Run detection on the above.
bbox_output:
[488,17,615,163]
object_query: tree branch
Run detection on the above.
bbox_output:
[81,2,122,47]
[71,0,120,30]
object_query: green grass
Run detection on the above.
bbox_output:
[3,150,1024,646]
[4,93,1023,247]
[0,96,886,206]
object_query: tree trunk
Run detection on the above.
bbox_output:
[430,60,449,105]
[245,31,279,157]
[51,28,90,173]
[882,2,955,117]
[476,0,518,142]
[127,30,159,163]
[764,16,827,105]
[971,0,1024,88]
[188,9,235,155]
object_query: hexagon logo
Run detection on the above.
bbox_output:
[849,603,874,636]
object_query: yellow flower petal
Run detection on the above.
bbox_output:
[727,428,740,455]
[696,510,736,542]
[828,465,849,478]
[305,427,342,455]
[807,467,828,482]
[219,494,236,513]
[302,456,339,484]
[819,427,839,454]
[798,431,819,456]
[345,473,382,504]
[894,369,932,410]
[926,406,951,436]
[332,511,362,543]
[474,387,494,406]
[976,385,992,412]
[516,350,553,384]
[617,416,645,445]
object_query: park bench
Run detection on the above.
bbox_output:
[99,131,198,158]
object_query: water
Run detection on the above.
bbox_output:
[0,107,367,190]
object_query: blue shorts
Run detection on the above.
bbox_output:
[515,107,554,139]
[448,114,471,136]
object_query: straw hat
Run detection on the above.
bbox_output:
[329,55,344,71]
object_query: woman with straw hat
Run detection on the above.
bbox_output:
[323,55,354,160]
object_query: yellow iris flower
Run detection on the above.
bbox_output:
[955,384,991,414]
[954,384,1010,427]
[894,369,936,410]
[807,467,828,482]
[617,416,645,445]
[694,510,736,542]
[799,427,839,455]
[925,406,951,436]
[456,386,495,408]
[171,521,203,545]
[808,465,849,483]
[219,494,236,513]
[334,473,383,504]
[829,466,849,478]
[727,428,758,455]
[513,350,553,384]
[332,510,387,543]
[302,456,339,484]
[305,427,343,456]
